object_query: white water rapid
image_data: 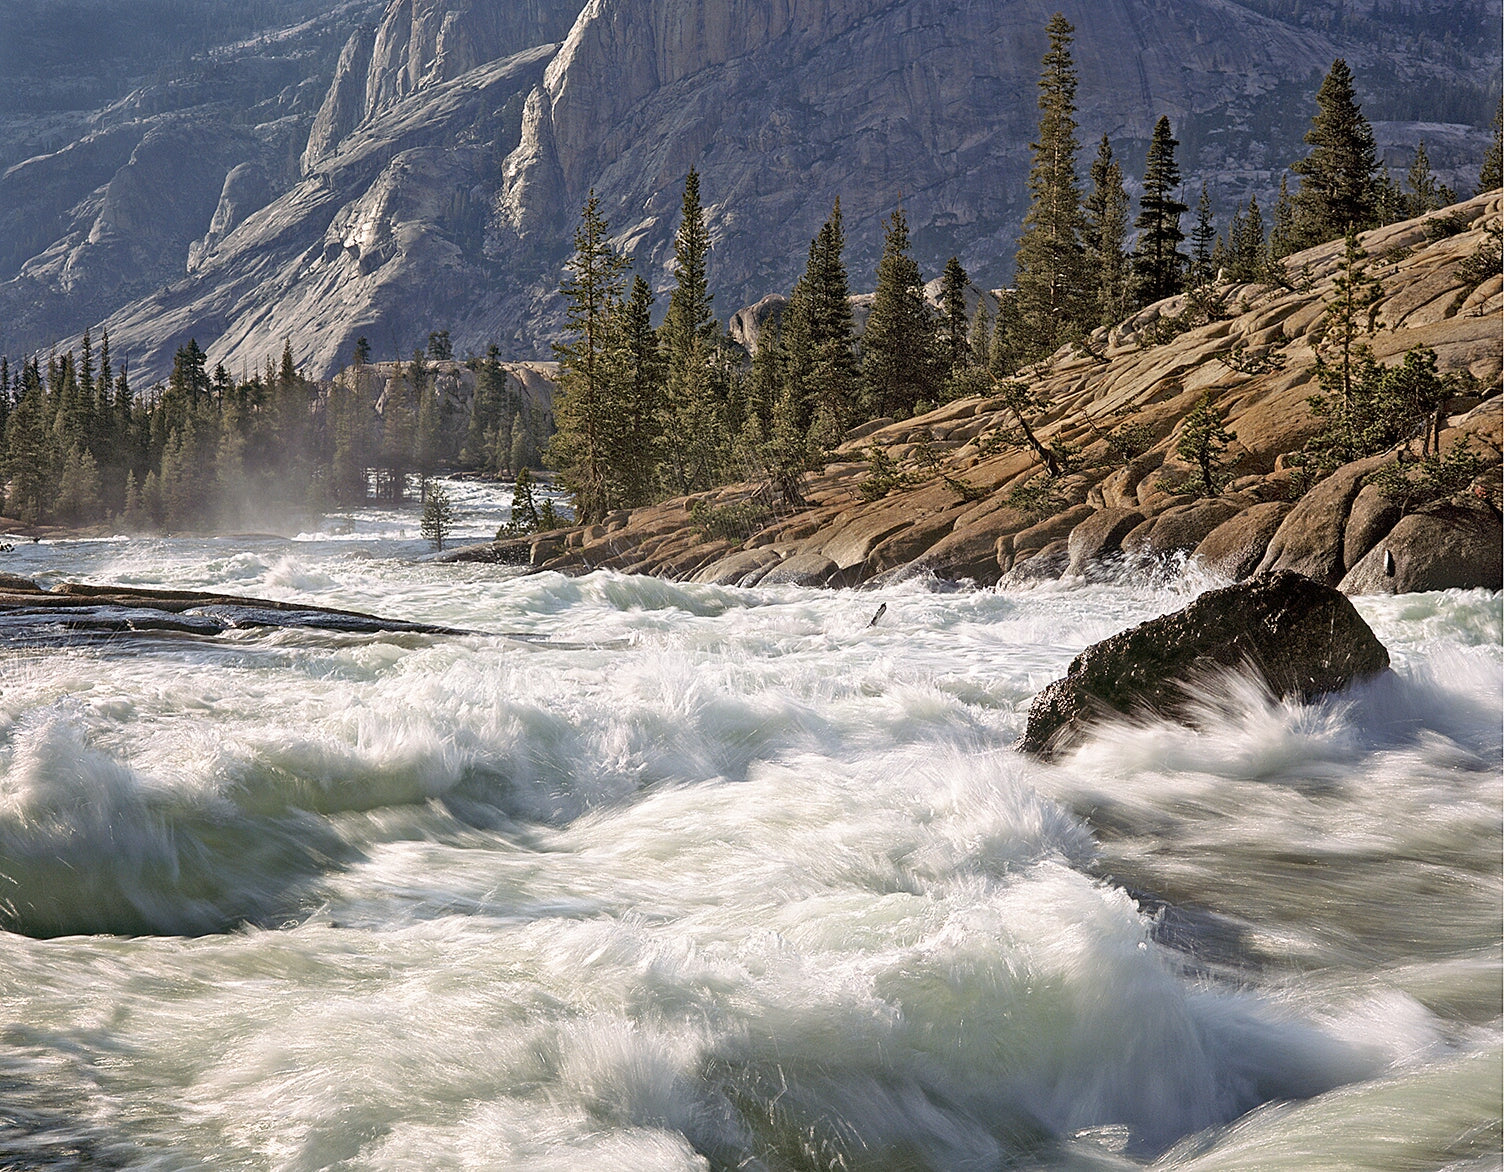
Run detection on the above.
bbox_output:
[1,480,1499,1171]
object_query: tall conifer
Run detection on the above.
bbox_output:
[1189,181,1216,286]
[548,190,629,522]
[1291,59,1378,246]
[860,206,941,418]
[1480,102,1503,192]
[1084,134,1130,328]
[1130,116,1189,305]
[1013,13,1089,359]
[660,169,727,494]
[938,256,971,375]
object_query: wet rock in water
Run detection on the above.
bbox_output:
[760,551,841,587]
[1066,507,1144,577]
[1018,570,1390,758]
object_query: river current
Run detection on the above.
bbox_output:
[1,480,1499,1171]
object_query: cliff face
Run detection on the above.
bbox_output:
[0,0,1497,381]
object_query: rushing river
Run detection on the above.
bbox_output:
[1,479,1499,1171]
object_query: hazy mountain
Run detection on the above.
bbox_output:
[0,0,1497,381]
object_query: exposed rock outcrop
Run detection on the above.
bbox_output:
[1017,571,1392,758]
[1338,499,1503,594]
[447,197,1503,598]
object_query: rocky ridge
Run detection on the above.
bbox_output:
[447,195,1503,596]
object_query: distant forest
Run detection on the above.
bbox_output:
[0,14,1500,535]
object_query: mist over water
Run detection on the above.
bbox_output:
[1,482,1499,1170]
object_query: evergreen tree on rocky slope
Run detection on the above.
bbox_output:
[1131,116,1189,306]
[1013,13,1090,363]
[861,206,942,418]
[548,191,629,524]
[1290,59,1379,247]
[1084,134,1131,328]
[660,169,730,495]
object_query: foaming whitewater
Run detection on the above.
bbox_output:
[1,482,1498,1170]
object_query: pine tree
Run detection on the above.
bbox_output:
[1234,195,1266,281]
[1014,13,1089,358]
[1175,394,1234,496]
[969,296,993,371]
[659,168,728,495]
[1290,59,1379,247]
[548,190,630,522]
[1268,173,1298,262]
[6,361,54,523]
[1189,181,1216,287]
[1084,134,1131,328]
[420,484,454,550]
[938,256,971,375]
[1130,116,1189,306]
[796,198,859,450]
[610,275,664,507]
[1481,102,1503,192]
[505,466,541,533]
[860,206,941,419]
[1307,227,1385,464]
[1403,141,1453,216]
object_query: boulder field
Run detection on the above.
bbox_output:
[446,195,1503,596]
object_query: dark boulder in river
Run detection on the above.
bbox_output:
[1018,570,1391,759]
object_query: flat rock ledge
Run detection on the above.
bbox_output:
[1017,570,1390,759]
[0,579,471,638]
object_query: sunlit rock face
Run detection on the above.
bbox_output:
[0,0,1496,380]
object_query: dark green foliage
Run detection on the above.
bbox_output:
[612,276,666,508]
[1004,472,1066,518]
[1291,59,1379,246]
[660,168,731,496]
[1106,419,1155,464]
[857,446,916,501]
[426,330,453,361]
[1368,441,1488,510]
[1013,13,1090,360]
[1481,102,1503,192]
[1403,141,1455,216]
[993,377,1060,476]
[420,484,454,550]
[548,190,631,523]
[1189,182,1216,287]
[939,256,971,375]
[1457,220,1503,290]
[860,206,942,418]
[1131,116,1189,306]
[689,497,771,542]
[501,466,542,536]
[1304,228,1384,465]
[1085,135,1132,328]
[1268,173,1298,263]
[756,200,860,505]
[0,322,451,530]
[1174,394,1235,496]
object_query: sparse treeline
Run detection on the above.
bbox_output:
[0,331,551,529]
[546,13,1498,517]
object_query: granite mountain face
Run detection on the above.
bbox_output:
[1,0,1497,381]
